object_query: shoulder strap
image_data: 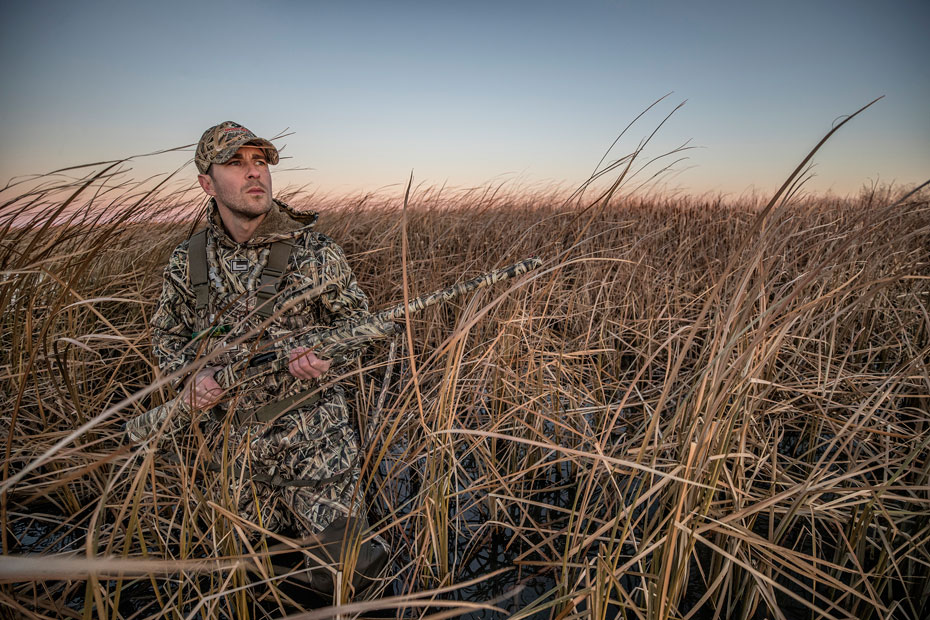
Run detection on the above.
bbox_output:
[188,229,210,312]
[255,240,294,319]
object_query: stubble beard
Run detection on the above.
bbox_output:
[214,183,273,221]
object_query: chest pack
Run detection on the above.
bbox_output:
[187,228,294,330]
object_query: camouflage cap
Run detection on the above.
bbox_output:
[195,121,280,174]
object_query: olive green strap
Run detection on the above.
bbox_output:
[189,229,210,311]
[255,240,293,319]
[235,387,323,425]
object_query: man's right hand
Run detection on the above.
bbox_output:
[183,366,225,410]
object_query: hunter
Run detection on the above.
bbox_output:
[150,121,387,596]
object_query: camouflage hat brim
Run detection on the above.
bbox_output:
[195,121,280,174]
[212,137,279,167]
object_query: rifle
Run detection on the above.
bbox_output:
[125,257,541,442]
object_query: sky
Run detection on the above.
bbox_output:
[1,0,928,199]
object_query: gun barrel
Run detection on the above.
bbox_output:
[249,257,541,379]
[374,257,542,323]
[125,257,541,442]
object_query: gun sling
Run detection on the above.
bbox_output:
[231,386,324,425]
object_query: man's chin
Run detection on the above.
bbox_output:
[243,196,273,214]
[226,201,272,220]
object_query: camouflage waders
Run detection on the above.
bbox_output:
[150,199,387,596]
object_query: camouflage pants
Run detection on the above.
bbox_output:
[206,388,362,538]
[197,389,390,599]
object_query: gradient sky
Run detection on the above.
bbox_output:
[2,0,928,198]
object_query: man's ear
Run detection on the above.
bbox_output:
[197,173,215,196]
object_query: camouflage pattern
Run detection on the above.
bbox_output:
[218,391,361,536]
[375,256,541,319]
[251,256,544,376]
[127,257,542,442]
[194,121,279,174]
[147,197,370,534]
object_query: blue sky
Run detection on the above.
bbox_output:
[1,0,928,198]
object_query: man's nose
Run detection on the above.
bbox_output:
[245,161,262,177]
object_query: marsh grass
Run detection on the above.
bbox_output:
[1,129,929,618]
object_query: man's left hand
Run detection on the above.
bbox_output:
[288,347,331,380]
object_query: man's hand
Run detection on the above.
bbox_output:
[183,366,226,410]
[288,347,331,380]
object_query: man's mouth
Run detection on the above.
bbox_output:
[246,187,265,195]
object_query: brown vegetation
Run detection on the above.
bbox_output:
[1,129,929,618]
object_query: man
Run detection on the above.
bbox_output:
[151,121,386,598]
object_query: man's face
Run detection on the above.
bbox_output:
[197,145,273,220]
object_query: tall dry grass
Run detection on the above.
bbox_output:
[1,134,929,618]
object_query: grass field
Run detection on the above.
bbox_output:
[1,136,929,619]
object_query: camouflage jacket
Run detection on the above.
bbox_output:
[151,198,370,418]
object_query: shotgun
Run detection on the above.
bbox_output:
[125,257,541,442]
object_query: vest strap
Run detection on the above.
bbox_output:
[255,240,294,319]
[188,229,210,312]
